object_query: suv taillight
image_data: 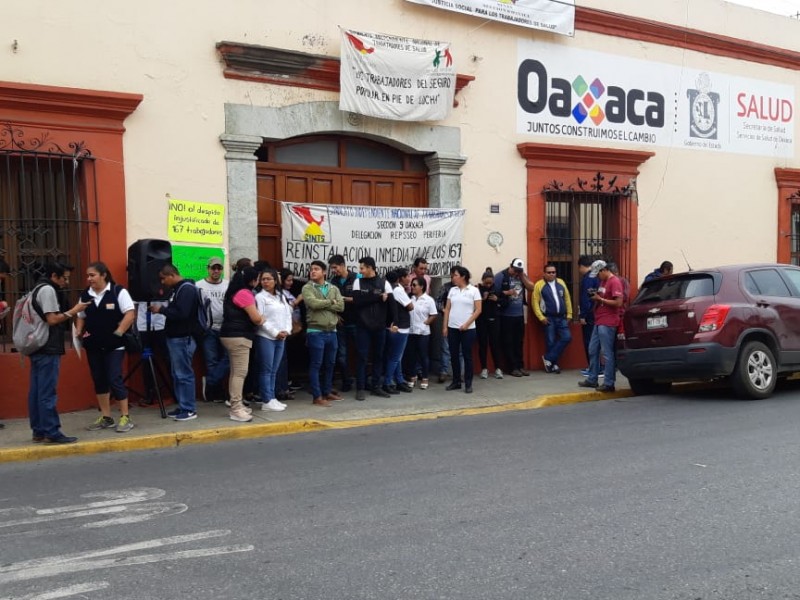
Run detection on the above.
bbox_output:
[697,304,731,332]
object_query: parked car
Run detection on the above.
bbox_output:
[617,263,800,399]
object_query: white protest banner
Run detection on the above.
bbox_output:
[281,202,465,278]
[339,29,456,122]
[406,0,575,37]
[517,39,795,157]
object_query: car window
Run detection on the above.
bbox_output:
[780,268,800,295]
[745,269,791,297]
[633,275,715,304]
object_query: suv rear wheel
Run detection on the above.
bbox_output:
[629,378,672,396]
[731,341,776,399]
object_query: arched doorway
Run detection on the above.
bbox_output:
[255,135,429,268]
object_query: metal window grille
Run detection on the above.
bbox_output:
[0,125,99,351]
[543,173,634,319]
[790,194,800,266]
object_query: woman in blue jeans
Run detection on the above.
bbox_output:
[383,269,413,394]
[255,268,293,412]
[442,265,482,394]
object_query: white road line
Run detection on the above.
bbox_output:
[0,545,255,584]
[0,530,233,573]
[0,581,110,600]
[36,488,165,515]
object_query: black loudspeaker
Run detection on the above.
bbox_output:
[127,239,172,301]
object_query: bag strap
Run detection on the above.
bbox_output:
[29,283,48,321]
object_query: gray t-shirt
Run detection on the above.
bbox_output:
[196,279,228,330]
[35,283,61,315]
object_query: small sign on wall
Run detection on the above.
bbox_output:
[167,199,225,245]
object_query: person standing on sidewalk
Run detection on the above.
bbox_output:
[149,264,201,421]
[476,268,503,380]
[579,260,623,393]
[196,257,229,403]
[383,269,414,395]
[494,258,534,377]
[218,267,264,422]
[302,260,344,407]
[329,254,357,393]
[255,268,291,413]
[577,255,599,377]
[28,262,90,444]
[0,258,9,430]
[443,265,482,394]
[351,256,392,400]
[405,276,437,389]
[532,263,572,374]
[75,262,136,433]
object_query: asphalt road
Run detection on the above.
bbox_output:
[3,385,800,600]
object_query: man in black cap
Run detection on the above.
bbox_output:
[493,258,534,377]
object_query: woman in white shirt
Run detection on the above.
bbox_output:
[405,276,438,390]
[442,265,482,393]
[383,268,414,394]
[255,268,293,411]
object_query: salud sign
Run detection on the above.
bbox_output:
[339,29,456,122]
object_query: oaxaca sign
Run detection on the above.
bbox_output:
[517,39,795,157]
[339,29,456,122]
[281,202,465,277]
[406,0,575,37]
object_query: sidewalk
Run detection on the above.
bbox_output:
[0,370,630,463]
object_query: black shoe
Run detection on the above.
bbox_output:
[552,364,562,374]
[578,380,599,388]
[597,385,616,393]
[45,434,78,444]
[446,382,462,391]
[396,383,413,393]
[356,389,366,401]
[383,385,400,395]
[371,388,391,398]
[510,369,523,377]
[465,386,473,394]
[520,369,530,376]
[341,379,353,393]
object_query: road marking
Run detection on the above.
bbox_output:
[36,488,165,514]
[0,581,110,600]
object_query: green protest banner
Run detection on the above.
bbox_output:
[171,245,226,283]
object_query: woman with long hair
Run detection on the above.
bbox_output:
[219,266,264,422]
[383,269,414,394]
[477,267,503,380]
[75,261,136,433]
[442,265,482,393]
[276,268,303,400]
[255,268,292,411]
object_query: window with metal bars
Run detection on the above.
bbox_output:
[0,135,99,351]
[543,175,634,319]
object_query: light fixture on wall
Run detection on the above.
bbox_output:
[487,231,503,251]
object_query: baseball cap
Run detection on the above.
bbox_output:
[510,258,524,271]
[589,259,607,277]
[207,257,223,268]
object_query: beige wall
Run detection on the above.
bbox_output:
[2,0,798,277]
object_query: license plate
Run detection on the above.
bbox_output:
[646,315,667,329]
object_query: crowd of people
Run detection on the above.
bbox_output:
[15,253,673,443]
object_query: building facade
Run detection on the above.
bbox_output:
[1,0,798,417]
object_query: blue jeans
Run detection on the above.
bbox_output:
[257,336,285,401]
[355,326,386,390]
[307,331,338,399]
[448,327,477,387]
[336,324,356,382]
[384,331,409,386]
[587,325,617,387]
[166,336,197,412]
[543,316,572,365]
[201,329,229,387]
[28,353,62,438]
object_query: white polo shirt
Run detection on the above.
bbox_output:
[446,284,481,329]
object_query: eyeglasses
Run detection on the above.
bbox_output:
[210,266,223,271]
[545,271,556,274]
[411,282,420,287]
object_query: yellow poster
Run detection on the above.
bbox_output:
[167,199,224,245]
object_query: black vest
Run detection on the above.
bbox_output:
[81,285,124,351]
[220,291,256,340]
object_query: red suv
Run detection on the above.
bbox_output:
[618,264,800,399]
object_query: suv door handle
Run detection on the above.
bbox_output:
[757,300,770,308]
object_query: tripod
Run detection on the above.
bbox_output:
[123,304,172,418]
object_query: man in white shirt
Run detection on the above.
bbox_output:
[196,257,229,402]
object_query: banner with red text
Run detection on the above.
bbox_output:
[339,29,456,122]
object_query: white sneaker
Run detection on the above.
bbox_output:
[262,398,286,412]
[480,369,488,379]
[494,369,504,379]
[274,399,288,408]
[229,409,253,422]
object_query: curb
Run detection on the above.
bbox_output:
[0,389,633,464]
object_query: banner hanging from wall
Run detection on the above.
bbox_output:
[281,202,465,278]
[405,0,575,37]
[339,28,456,122]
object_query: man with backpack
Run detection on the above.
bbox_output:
[26,262,90,444]
[149,264,201,421]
